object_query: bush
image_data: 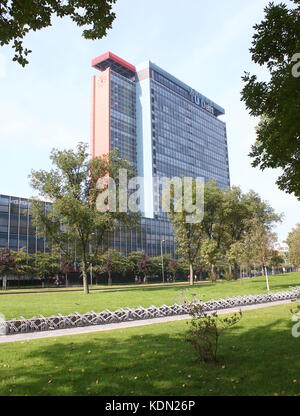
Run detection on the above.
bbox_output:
[186,304,242,363]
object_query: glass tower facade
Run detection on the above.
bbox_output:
[90,52,230,256]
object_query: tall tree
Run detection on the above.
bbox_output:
[166,178,204,286]
[0,0,117,66]
[245,218,278,290]
[30,142,139,294]
[286,224,300,270]
[241,1,300,198]
[200,238,220,282]
[226,241,247,280]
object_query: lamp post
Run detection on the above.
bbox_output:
[90,262,93,287]
[161,239,165,284]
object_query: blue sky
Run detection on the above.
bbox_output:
[0,0,298,242]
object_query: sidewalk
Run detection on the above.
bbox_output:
[0,299,294,344]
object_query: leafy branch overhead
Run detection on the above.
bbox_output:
[0,0,117,66]
[241,0,300,199]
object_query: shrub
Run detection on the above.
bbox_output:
[186,304,242,363]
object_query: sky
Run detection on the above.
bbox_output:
[0,0,299,243]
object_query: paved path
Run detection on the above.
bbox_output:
[0,299,295,344]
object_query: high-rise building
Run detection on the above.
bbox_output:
[0,52,230,257]
[91,52,230,255]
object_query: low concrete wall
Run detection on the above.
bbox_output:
[1,288,299,335]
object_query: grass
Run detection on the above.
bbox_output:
[1,280,197,294]
[0,302,299,396]
[0,272,299,320]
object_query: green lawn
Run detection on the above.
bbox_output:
[0,303,299,396]
[0,272,299,320]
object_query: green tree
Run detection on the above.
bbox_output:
[0,0,117,66]
[14,248,34,286]
[127,251,152,283]
[269,249,285,272]
[60,254,75,287]
[246,218,278,290]
[30,142,139,294]
[35,251,60,287]
[200,239,220,282]
[241,1,300,198]
[0,246,17,289]
[94,249,124,286]
[150,254,171,281]
[286,224,300,269]
[226,241,247,280]
[167,257,179,282]
[166,178,204,286]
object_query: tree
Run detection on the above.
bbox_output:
[0,245,17,289]
[167,178,204,286]
[0,0,117,66]
[30,142,139,294]
[200,239,220,283]
[60,254,75,287]
[286,224,300,270]
[226,241,247,280]
[167,257,179,282]
[14,248,34,286]
[245,218,278,290]
[150,254,171,280]
[127,251,152,282]
[94,249,125,286]
[269,249,285,273]
[35,251,60,287]
[0,247,35,288]
[241,1,300,199]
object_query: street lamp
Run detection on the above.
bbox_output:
[161,239,165,284]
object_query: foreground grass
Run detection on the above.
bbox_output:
[0,303,299,396]
[0,272,299,320]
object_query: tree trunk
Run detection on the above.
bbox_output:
[65,273,68,288]
[2,276,7,290]
[228,263,232,280]
[82,260,89,294]
[108,271,112,286]
[264,265,270,292]
[189,262,194,286]
[211,264,217,283]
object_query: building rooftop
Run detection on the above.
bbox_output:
[91,51,136,79]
